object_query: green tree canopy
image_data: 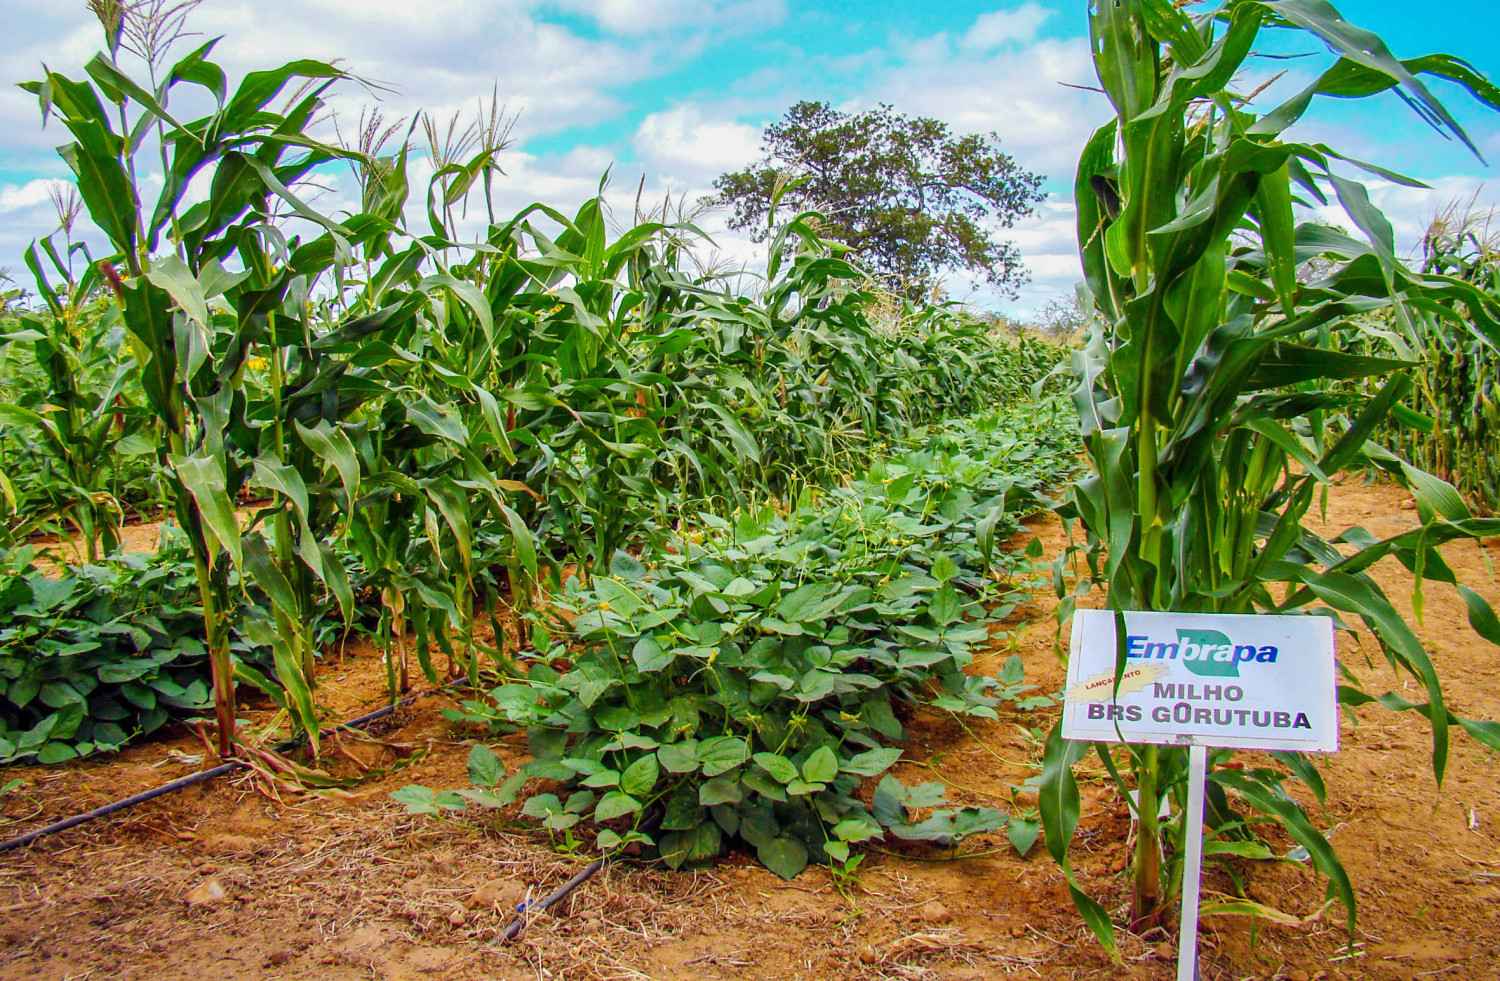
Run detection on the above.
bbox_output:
[707,101,1046,299]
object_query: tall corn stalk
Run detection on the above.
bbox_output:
[20,15,527,754]
[2,232,145,562]
[1389,205,1500,511]
[1041,0,1500,955]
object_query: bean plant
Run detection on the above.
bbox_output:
[395,399,1080,875]
[0,540,269,764]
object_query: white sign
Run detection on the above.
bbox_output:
[1062,609,1339,981]
[1062,609,1338,753]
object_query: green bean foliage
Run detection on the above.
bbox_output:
[393,399,1081,875]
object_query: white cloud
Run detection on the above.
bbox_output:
[0,182,73,276]
[0,179,62,216]
[490,149,605,209]
[947,198,1082,315]
[0,11,105,168]
[0,0,685,265]
[189,2,644,141]
[3,0,654,161]
[881,36,1109,181]
[900,34,952,64]
[961,3,1054,51]
[632,106,762,185]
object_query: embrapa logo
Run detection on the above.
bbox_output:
[1125,629,1279,678]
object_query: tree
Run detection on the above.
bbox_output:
[707,101,1046,299]
[1030,291,1092,337]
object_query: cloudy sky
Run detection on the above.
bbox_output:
[3,0,1499,315]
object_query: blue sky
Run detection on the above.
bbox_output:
[3,0,1498,314]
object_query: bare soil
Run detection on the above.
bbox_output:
[1,478,1497,981]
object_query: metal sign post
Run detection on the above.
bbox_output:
[1062,610,1339,980]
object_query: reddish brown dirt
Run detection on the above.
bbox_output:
[0,478,1497,981]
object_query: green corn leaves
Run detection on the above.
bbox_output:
[1351,209,1500,513]
[1045,0,1500,956]
[1,246,147,562]
[18,41,547,753]
[15,25,1070,767]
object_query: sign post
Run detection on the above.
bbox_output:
[1177,744,1206,981]
[1062,610,1338,980]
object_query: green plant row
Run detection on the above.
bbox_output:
[392,398,1080,877]
[0,289,161,559]
[1368,212,1500,513]
[0,20,1070,763]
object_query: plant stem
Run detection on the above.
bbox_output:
[1130,744,1162,930]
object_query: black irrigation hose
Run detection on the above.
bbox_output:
[499,857,606,942]
[498,813,662,943]
[0,688,438,855]
[0,760,243,854]
[3,678,625,938]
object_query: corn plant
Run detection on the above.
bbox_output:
[629,217,1051,512]
[1042,0,1500,955]
[0,239,152,560]
[18,20,534,754]
[23,43,338,754]
[1382,206,1500,511]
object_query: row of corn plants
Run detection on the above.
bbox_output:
[0,248,158,560]
[1363,207,1500,512]
[0,8,1067,764]
[1041,0,1500,957]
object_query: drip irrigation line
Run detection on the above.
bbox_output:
[0,686,443,855]
[498,813,662,943]
[0,761,243,855]
[499,857,606,942]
